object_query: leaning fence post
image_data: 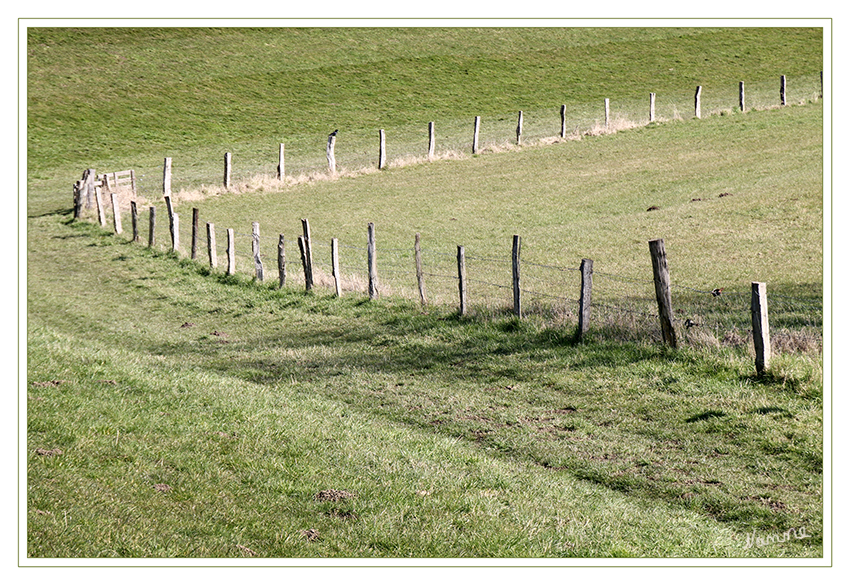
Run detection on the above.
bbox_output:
[95,187,106,227]
[110,193,123,235]
[649,238,677,348]
[131,201,139,242]
[331,238,341,297]
[560,105,567,138]
[278,234,286,289]
[428,122,435,160]
[751,282,771,374]
[739,81,746,112]
[191,208,199,260]
[457,245,467,316]
[224,152,232,189]
[378,129,386,170]
[578,258,593,339]
[297,236,310,292]
[649,93,656,123]
[368,222,378,300]
[694,86,702,119]
[148,206,156,248]
[207,222,217,269]
[415,233,427,305]
[780,75,787,106]
[512,235,522,318]
[472,116,481,154]
[163,157,172,198]
[226,228,235,276]
[164,195,174,250]
[252,221,264,281]
[516,110,523,145]
[301,218,313,291]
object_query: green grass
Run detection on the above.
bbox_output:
[25,26,825,559]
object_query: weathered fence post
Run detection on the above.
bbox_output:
[649,238,677,348]
[110,193,123,235]
[226,228,235,276]
[164,195,175,249]
[163,157,172,198]
[428,122,435,160]
[332,238,342,297]
[224,152,232,189]
[512,235,522,318]
[81,168,96,209]
[72,182,82,219]
[278,143,285,180]
[278,234,286,289]
[95,187,106,227]
[560,105,567,138]
[367,222,378,300]
[327,131,337,175]
[457,245,467,316]
[578,258,593,339]
[378,129,386,170]
[207,222,217,269]
[148,206,156,248]
[751,282,771,374]
[649,93,656,123]
[780,75,787,106]
[694,86,702,119]
[739,81,746,112]
[516,110,523,145]
[604,98,610,130]
[301,218,313,291]
[131,201,139,242]
[171,213,179,253]
[472,116,481,154]
[252,221,264,281]
[191,208,199,260]
[297,236,310,292]
[415,233,427,305]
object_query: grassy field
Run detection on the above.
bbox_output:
[25,26,825,560]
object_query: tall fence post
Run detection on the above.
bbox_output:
[131,201,139,242]
[367,222,378,300]
[278,143,285,180]
[148,206,156,248]
[472,116,481,154]
[278,234,286,289]
[171,213,179,253]
[560,105,567,138]
[649,93,656,123]
[780,75,787,106]
[649,238,677,348]
[297,237,309,291]
[415,233,427,305]
[224,152,232,189]
[164,195,175,250]
[512,234,522,318]
[207,222,217,269]
[191,208,199,260]
[457,245,467,316]
[751,282,771,374]
[301,218,313,291]
[332,238,341,297]
[95,187,106,227]
[604,98,610,130]
[163,157,172,198]
[110,193,122,235]
[378,129,386,170]
[516,110,523,145]
[578,258,593,339]
[252,221,264,281]
[428,122,435,160]
[226,228,235,276]
[739,81,746,112]
[327,131,337,175]
[694,86,702,119]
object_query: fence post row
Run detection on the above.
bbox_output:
[278,234,286,289]
[301,218,314,291]
[367,222,378,300]
[751,282,771,374]
[457,245,467,316]
[649,238,677,348]
[331,238,341,297]
[578,258,593,339]
[512,235,521,318]
[226,228,236,276]
[415,233,427,306]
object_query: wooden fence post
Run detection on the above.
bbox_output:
[578,258,593,339]
[252,221,264,281]
[457,245,467,316]
[224,152,232,189]
[301,218,313,291]
[604,98,610,129]
[164,195,175,249]
[780,75,787,106]
[148,206,156,248]
[516,110,523,145]
[415,232,427,305]
[367,222,378,300]
[278,143,285,180]
[332,237,341,297]
[751,282,771,374]
[649,238,677,348]
[163,157,172,198]
[694,86,702,119]
[207,222,217,269]
[297,236,310,292]
[131,201,139,242]
[191,208,199,260]
[171,213,179,253]
[428,122,435,160]
[110,193,122,235]
[649,93,656,123]
[472,116,481,154]
[512,234,521,318]
[739,81,746,112]
[226,228,235,276]
[73,181,82,219]
[378,129,386,170]
[94,187,106,227]
[560,105,567,138]
[327,132,337,175]
[278,234,286,289]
